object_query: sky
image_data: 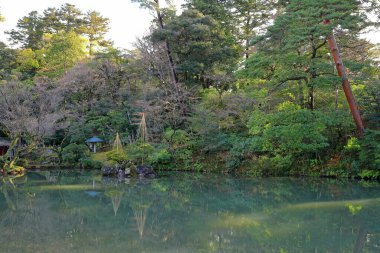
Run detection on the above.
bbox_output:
[0,0,379,50]
[0,0,184,49]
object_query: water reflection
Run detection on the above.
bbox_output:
[0,172,380,252]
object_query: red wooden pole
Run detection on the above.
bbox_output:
[323,20,365,134]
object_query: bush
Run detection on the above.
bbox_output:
[106,150,127,164]
[163,128,193,167]
[248,102,330,172]
[125,142,155,164]
[148,148,172,167]
[358,169,380,180]
[225,135,255,170]
[62,143,90,165]
[343,130,380,174]
[80,158,103,169]
[359,130,380,171]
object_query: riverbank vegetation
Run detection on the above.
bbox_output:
[0,1,379,177]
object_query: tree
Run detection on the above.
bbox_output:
[185,0,235,32]
[233,0,272,59]
[0,79,66,147]
[153,9,240,87]
[6,11,44,50]
[15,48,40,79]
[42,7,64,33]
[132,0,180,93]
[82,11,111,55]
[234,0,380,174]
[42,31,88,76]
[0,42,17,80]
[6,4,103,51]
[57,3,84,33]
[245,0,380,110]
[133,36,193,132]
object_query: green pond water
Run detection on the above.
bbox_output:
[1,171,380,253]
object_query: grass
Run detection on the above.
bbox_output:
[91,151,110,165]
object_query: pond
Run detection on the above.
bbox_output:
[1,171,380,253]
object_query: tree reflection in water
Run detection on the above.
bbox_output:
[106,188,124,216]
[0,172,379,253]
[133,204,149,238]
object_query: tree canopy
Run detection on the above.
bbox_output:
[0,1,379,176]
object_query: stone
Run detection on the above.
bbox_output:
[136,165,156,178]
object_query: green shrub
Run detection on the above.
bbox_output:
[342,130,380,175]
[126,142,155,164]
[106,150,127,164]
[148,148,172,166]
[62,143,90,165]
[359,130,380,170]
[248,102,330,172]
[358,169,380,180]
[80,158,103,169]
[164,128,194,167]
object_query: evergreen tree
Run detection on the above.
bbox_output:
[6,11,44,50]
[132,0,180,85]
[185,0,235,31]
[57,3,84,33]
[42,7,64,33]
[233,0,272,59]
[0,42,17,80]
[244,0,380,110]
[42,31,87,77]
[152,9,240,87]
[82,11,111,55]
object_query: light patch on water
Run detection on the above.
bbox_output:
[286,198,380,210]
[213,213,266,228]
[31,185,102,191]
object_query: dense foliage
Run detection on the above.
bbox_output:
[0,1,379,177]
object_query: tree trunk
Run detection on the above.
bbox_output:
[324,20,365,134]
[308,86,314,110]
[244,16,251,59]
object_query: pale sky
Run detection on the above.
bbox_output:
[0,0,184,49]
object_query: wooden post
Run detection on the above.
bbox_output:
[324,20,365,134]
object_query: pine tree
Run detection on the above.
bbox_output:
[233,0,273,59]
[244,0,380,110]
[6,11,44,50]
[152,9,240,87]
[57,3,84,33]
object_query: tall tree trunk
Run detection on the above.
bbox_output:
[244,16,251,59]
[324,20,364,134]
